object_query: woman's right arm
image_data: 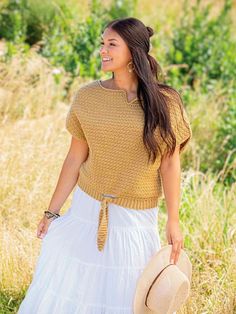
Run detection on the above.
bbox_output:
[37,136,89,239]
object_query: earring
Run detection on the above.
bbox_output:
[127,61,135,73]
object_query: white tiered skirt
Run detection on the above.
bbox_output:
[17,185,164,314]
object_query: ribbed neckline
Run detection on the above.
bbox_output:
[97,79,139,105]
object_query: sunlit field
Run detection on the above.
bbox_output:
[0,0,235,313]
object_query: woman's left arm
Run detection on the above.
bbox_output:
[159,145,184,265]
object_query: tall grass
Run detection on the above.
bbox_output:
[0,45,70,121]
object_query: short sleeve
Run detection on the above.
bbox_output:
[65,90,87,142]
[168,95,192,154]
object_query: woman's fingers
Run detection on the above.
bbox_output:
[36,218,50,239]
[36,220,44,238]
[169,242,180,264]
[165,220,184,264]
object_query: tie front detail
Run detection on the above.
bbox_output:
[97,193,117,251]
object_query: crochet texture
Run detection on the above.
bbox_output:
[65,80,192,251]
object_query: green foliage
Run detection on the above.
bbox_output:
[39,0,107,79]
[182,81,235,185]
[24,0,60,45]
[162,0,236,185]
[108,0,137,19]
[214,87,236,185]
[0,0,59,45]
[0,0,28,44]
[39,4,79,77]
[0,0,137,79]
[40,0,137,79]
[166,0,236,91]
[3,41,30,60]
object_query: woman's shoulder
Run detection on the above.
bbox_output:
[71,80,100,103]
[76,79,99,93]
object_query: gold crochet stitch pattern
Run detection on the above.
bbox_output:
[65,80,192,251]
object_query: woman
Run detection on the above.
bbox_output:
[18,17,192,314]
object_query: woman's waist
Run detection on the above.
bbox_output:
[69,184,160,228]
[76,174,163,209]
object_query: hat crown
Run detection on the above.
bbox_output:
[146,264,190,313]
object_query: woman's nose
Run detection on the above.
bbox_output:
[100,46,109,55]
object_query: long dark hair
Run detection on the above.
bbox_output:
[103,17,189,164]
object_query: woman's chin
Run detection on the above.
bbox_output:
[101,67,114,72]
[101,67,113,72]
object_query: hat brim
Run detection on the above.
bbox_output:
[133,244,192,314]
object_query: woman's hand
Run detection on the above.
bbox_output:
[165,219,184,264]
[36,215,55,239]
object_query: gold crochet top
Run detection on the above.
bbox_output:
[65,79,192,251]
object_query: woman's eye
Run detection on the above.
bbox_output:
[100,42,115,46]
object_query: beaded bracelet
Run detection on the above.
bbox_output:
[44,210,60,219]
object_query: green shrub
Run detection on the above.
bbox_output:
[0,0,59,45]
[0,0,137,79]
[108,0,137,19]
[40,0,106,79]
[214,86,236,185]
[0,0,28,44]
[40,0,137,79]
[165,0,236,91]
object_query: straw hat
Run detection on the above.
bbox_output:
[133,244,192,314]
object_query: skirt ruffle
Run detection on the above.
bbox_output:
[17,185,164,314]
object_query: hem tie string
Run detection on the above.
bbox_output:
[97,193,117,251]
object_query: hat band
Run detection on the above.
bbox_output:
[144,263,174,307]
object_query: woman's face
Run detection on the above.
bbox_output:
[99,27,132,73]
